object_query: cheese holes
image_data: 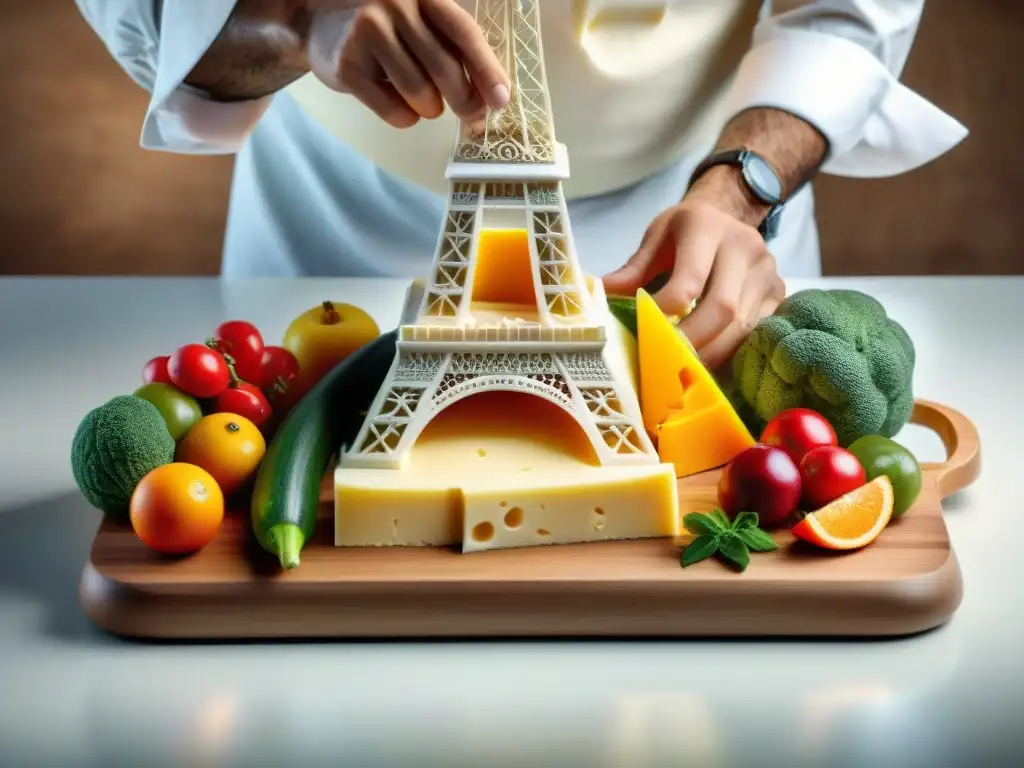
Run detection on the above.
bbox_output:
[503,506,524,529]
[679,367,695,392]
[476,448,487,457]
[593,507,606,531]
[537,528,551,538]
[472,521,495,543]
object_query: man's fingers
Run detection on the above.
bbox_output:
[698,297,779,372]
[733,250,785,331]
[345,62,421,128]
[678,252,745,350]
[651,217,718,318]
[694,255,785,371]
[422,0,511,109]
[601,216,671,295]
[696,299,766,372]
[678,228,763,349]
[740,251,786,317]
[368,17,445,119]
[395,7,486,120]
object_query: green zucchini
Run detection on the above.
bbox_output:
[606,274,671,339]
[251,329,398,569]
[606,296,639,338]
[606,276,696,340]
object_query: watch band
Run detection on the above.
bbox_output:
[688,149,786,240]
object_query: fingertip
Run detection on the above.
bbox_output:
[489,83,510,109]
[389,111,421,129]
[600,271,622,283]
[600,266,639,295]
[652,287,696,320]
[600,279,630,297]
[419,100,445,121]
[693,325,748,375]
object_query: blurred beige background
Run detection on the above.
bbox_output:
[1,0,1021,276]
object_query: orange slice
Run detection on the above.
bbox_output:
[791,476,894,550]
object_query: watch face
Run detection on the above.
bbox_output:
[743,155,783,204]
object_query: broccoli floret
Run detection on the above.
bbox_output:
[731,289,915,446]
[70,395,176,518]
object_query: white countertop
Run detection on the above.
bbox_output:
[1,276,1021,766]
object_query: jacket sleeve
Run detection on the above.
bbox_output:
[75,0,271,154]
[722,0,968,177]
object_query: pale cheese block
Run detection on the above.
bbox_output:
[461,470,678,554]
[335,391,679,550]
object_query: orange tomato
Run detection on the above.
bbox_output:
[130,463,224,554]
[176,413,266,496]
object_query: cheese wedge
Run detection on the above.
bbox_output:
[335,391,679,550]
[636,289,755,478]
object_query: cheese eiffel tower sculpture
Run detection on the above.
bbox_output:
[342,0,657,472]
[335,0,679,553]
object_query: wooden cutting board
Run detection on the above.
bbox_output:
[79,400,980,640]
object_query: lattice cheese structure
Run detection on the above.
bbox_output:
[335,0,680,551]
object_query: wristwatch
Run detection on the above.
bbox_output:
[688,149,786,240]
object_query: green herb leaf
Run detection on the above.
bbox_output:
[717,533,751,572]
[681,534,721,567]
[683,512,726,537]
[709,508,732,529]
[735,526,779,552]
[731,511,760,530]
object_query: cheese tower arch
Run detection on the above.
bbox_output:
[342,0,657,471]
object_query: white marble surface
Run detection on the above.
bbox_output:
[0,276,1021,767]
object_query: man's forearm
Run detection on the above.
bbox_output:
[185,0,312,102]
[688,108,829,228]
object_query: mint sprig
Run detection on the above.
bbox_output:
[717,533,751,571]
[680,509,779,572]
[681,534,720,566]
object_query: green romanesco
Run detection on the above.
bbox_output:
[730,289,915,446]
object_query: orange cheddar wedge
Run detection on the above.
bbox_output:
[636,289,755,478]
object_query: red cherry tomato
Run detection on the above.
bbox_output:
[799,445,867,510]
[761,408,838,466]
[212,320,265,383]
[142,355,172,385]
[168,343,231,399]
[215,382,272,427]
[256,346,300,391]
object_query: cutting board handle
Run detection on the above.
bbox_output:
[910,399,982,499]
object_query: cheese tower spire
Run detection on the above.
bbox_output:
[424,0,584,323]
[342,0,658,470]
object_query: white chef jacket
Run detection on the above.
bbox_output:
[75,1,967,280]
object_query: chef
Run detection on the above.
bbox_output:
[76,0,966,369]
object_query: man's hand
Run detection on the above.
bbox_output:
[602,107,828,372]
[602,167,786,372]
[307,0,511,127]
[186,0,511,125]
